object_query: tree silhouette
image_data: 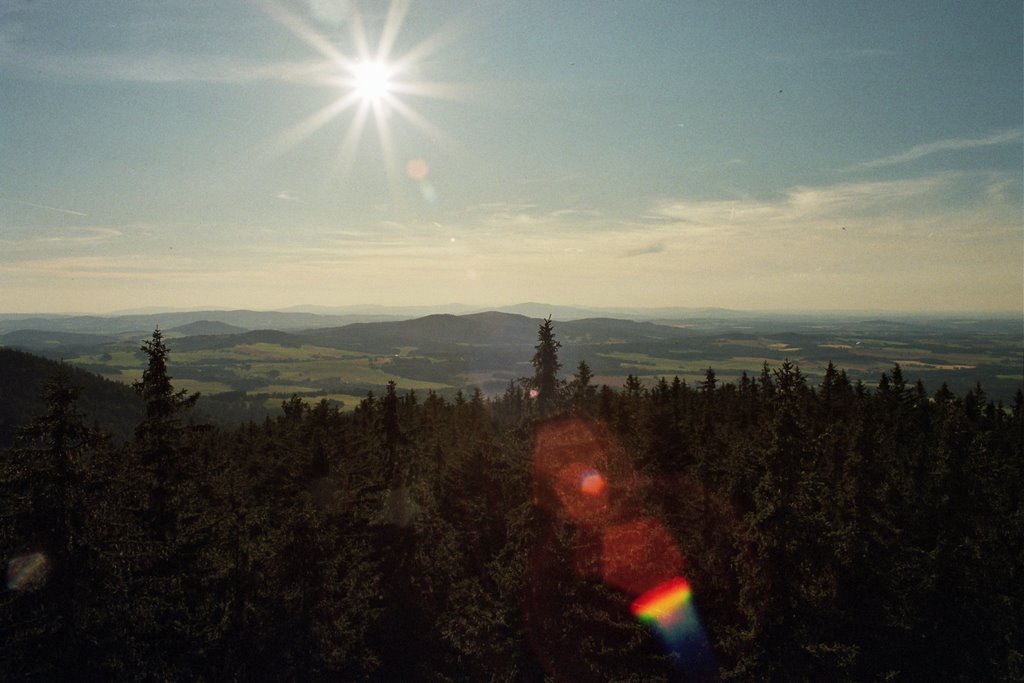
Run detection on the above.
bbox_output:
[0,366,104,675]
[530,316,562,416]
[133,328,199,542]
[567,359,597,415]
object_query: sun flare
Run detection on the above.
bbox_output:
[261,0,465,191]
[352,60,392,103]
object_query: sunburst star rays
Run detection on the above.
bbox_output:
[256,0,471,195]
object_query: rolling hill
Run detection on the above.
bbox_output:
[0,348,144,448]
[1,310,1019,407]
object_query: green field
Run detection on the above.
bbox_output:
[174,343,368,363]
[25,314,1023,410]
[69,341,453,409]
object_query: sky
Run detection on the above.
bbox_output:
[1,0,1021,314]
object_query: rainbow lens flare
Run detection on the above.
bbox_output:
[6,552,49,591]
[529,418,719,678]
[631,577,716,680]
[631,577,692,626]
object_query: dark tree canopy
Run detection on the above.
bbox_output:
[1,334,1020,681]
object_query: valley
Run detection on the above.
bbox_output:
[2,309,1020,412]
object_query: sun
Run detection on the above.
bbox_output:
[261,0,465,189]
[351,60,393,103]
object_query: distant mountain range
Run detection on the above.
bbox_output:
[168,320,249,337]
[2,303,1018,338]
[2,308,1021,412]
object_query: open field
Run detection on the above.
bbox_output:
[64,340,454,409]
[4,312,1020,411]
[572,325,1021,400]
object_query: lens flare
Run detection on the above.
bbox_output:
[419,180,438,202]
[260,0,467,195]
[631,576,692,625]
[579,468,605,496]
[405,157,429,181]
[352,60,392,102]
[632,577,716,681]
[601,518,683,595]
[6,552,49,591]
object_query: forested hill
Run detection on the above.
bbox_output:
[0,348,142,446]
[300,312,699,350]
[4,310,1020,403]
[302,311,541,350]
[1,325,1021,680]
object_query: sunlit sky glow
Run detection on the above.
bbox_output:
[0,0,1020,314]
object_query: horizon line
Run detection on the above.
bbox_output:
[1,303,1021,320]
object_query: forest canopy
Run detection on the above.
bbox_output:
[1,323,1021,681]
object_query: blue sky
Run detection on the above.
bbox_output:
[1,0,1020,313]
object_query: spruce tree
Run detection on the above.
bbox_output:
[567,359,597,415]
[130,328,204,675]
[133,328,199,542]
[530,316,562,416]
[0,364,119,678]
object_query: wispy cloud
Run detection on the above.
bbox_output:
[0,254,193,277]
[457,202,618,236]
[516,174,580,186]
[1,227,122,250]
[849,129,1023,170]
[0,0,337,85]
[0,197,87,216]
[645,174,1024,267]
[2,174,1018,313]
[551,208,603,219]
[41,227,122,244]
[274,191,303,202]
[420,176,984,262]
[624,242,665,257]
[0,49,335,84]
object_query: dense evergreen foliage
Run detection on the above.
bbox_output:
[1,325,1021,681]
[0,348,143,447]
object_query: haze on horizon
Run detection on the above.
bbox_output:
[1,0,1021,315]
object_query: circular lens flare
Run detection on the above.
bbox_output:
[6,552,49,590]
[579,469,606,496]
[405,157,429,181]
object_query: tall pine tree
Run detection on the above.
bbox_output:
[530,316,562,416]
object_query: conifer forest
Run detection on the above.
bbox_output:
[2,321,1021,682]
